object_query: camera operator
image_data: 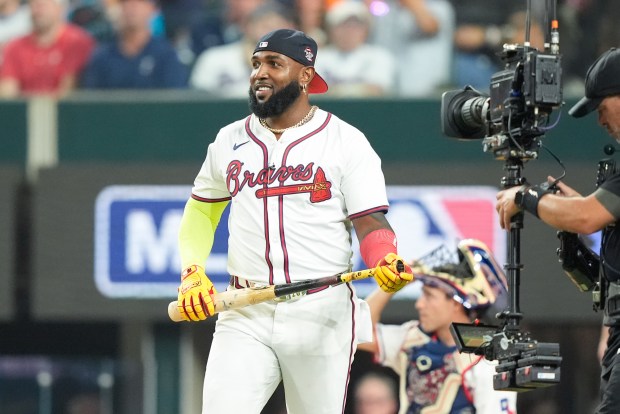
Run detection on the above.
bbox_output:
[495,47,620,414]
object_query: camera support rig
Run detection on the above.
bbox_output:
[488,158,563,391]
[449,158,563,392]
[501,159,527,334]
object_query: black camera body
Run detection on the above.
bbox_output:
[490,333,562,391]
[441,44,563,160]
[450,322,562,392]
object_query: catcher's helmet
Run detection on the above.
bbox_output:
[414,239,508,320]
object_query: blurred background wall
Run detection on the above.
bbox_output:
[0,94,609,414]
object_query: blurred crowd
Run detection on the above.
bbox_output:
[0,0,618,99]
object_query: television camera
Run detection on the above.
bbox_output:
[441,43,562,160]
[441,1,565,392]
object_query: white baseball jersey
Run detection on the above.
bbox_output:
[192,107,389,284]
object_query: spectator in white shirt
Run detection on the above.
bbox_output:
[190,2,296,98]
[367,0,454,97]
[315,1,396,97]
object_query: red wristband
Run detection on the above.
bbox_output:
[360,229,398,268]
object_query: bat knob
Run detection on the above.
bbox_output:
[168,301,184,322]
[396,260,404,273]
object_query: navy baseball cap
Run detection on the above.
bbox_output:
[253,29,328,94]
[569,48,620,118]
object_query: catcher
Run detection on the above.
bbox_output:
[358,239,517,413]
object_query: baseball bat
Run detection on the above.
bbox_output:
[168,267,378,322]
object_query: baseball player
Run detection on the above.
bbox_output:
[358,239,518,414]
[176,29,413,414]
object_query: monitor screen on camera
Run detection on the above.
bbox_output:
[450,322,499,354]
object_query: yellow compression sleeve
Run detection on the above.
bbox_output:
[178,197,229,270]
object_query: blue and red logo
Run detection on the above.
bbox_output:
[94,185,504,298]
[352,186,504,297]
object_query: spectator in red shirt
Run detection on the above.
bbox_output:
[0,0,94,98]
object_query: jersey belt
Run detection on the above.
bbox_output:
[229,276,330,302]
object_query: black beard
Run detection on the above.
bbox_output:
[249,81,301,119]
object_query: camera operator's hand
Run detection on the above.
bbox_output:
[548,176,581,197]
[496,186,523,230]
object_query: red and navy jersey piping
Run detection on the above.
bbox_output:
[349,205,389,220]
[191,194,231,203]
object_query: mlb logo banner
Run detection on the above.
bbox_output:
[94,185,231,298]
[352,185,505,297]
[94,185,504,298]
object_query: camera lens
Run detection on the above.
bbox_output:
[441,86,489,139]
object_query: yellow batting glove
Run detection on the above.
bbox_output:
[373,253,414,293]
[177,265,217,321]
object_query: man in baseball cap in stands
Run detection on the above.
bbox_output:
[176,27,413,413]
[496,47,620,414]
[314,1,397,97]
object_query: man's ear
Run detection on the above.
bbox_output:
[300,66,315,85]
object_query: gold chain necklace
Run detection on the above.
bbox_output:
[259,106,318,134]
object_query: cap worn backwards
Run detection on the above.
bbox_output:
[253,29,328,94]
[569,47,620,118]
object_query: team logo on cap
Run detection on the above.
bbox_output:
[259,41,268,48]
[304,47,314,62]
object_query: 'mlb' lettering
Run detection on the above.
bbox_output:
[125,209,182,273]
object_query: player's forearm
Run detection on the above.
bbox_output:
[178,197,228,270]
[354,213,396,268]
[353,212,393,243]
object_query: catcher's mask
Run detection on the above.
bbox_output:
[414,239,508,320]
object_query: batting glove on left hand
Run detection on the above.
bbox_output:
[373,253,413,293]
[177,265,217,321]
